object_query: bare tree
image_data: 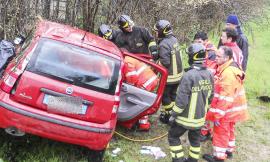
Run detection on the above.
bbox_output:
[0,0,268,42]
[53,0,60,20]
[43,0,51,19]
[81,0,101,32]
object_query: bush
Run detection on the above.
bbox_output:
[0,0,269,43]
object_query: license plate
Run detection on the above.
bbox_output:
[43,94,88,115]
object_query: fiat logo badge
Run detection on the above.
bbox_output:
[66,87,73,95]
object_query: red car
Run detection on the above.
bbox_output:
[0,21,167,161]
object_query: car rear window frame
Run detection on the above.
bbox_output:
[26,38,120,95]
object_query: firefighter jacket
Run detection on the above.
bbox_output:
[123,56,158,91]
[116,26,156,54]
[171,65,214,129]
[223,42,243,68]
[206,59,249,123]
[158,35,183,85]
[111,30,123,47]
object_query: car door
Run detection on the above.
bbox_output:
[118,51,168,121]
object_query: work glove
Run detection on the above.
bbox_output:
[214,121,220,127]
[149,45,159,60]
[168,116,175,126]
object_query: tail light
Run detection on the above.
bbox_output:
[0,71,20,93]
[111,96,120,118]
[111,71,122,119]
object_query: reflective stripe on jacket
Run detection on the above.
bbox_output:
[124,56,158,91]
[206,59,249,122]
[172,66,214,129]
[158,35,183,84]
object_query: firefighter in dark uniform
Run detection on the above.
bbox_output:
[98,24,122,46]
[117,15,158,56]
[168,43,214,162]
[153,20,183,124]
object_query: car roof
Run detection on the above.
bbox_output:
[35,20,122,58]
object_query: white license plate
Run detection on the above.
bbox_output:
[43,94,88,115]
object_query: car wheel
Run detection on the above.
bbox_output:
[87,149,105,162]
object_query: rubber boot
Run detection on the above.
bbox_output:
[159,111,171,124]
[185,157,198,162]
[226,151,233,159]
[172,157,187,162]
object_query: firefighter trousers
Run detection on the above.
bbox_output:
[212,121,236,160]
[168,122,201,162]
[162,84,179,112]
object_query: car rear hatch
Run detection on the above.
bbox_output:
[10,38,121,123]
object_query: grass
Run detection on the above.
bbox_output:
[245,22,270,98]
[0,22,270,162]
[102,20,270,162]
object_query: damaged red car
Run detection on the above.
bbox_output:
[0,21,167,161]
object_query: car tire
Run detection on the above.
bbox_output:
[87,149,105,162]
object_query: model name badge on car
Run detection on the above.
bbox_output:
[19,92,32,100]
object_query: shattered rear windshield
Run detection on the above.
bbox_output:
[26,38,120,95]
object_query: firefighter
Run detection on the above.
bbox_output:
[193,31,217,141]
[98,22,158,130]
[98,24,122,46]
[153,20,183,124]
[123,56,159,130]
[203,46,249,162]
[117,14,158,57]
[168,43,214,162]
[220,28,243,68]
